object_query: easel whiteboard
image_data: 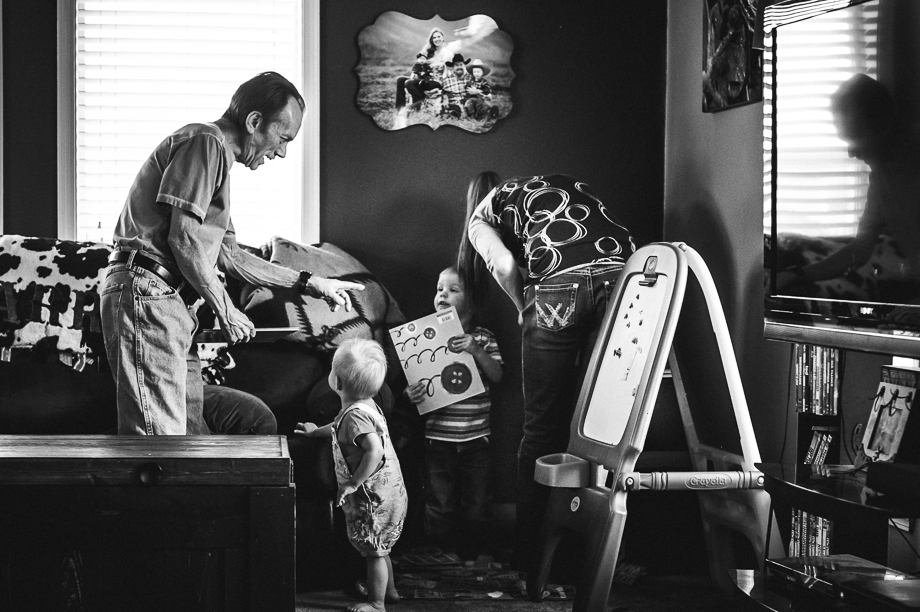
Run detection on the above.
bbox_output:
[582,274,670,445]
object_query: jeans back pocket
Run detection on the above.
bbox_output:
[534,283,577,331]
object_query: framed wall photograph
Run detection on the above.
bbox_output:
[859,382,915,464]
[356,12,514,133]
[702,0,763,112]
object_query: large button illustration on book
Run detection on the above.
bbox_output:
[442,362,473,394]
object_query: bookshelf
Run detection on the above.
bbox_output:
[759,462,920,565]
[745,359,920,610]
[790,343,841,556]
[766,348,920,565]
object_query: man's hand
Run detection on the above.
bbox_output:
[307,276,365,312]
[217,304,256,344]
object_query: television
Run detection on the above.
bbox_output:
[762,0,920,357]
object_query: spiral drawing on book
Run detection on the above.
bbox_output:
[388,307,484,414]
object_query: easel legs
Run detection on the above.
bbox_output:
[528,486,629,612]
[697,488,776,589]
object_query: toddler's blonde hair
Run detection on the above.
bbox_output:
[332,338,387,399]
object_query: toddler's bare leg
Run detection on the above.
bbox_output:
[384,555,400,602]
[347,557,387,612]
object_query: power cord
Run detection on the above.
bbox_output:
[778,342,796,463]
[837,350,857,464]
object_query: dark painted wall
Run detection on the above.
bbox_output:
[320,1,667,315]
[664,0,887,468]
[1,2,667,504]
[2,1,58,238]
[319,1,667,501]
[666,0,920,571]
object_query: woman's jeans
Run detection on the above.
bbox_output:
[515,264,621,567]
[424,437,491,554]
[101,265,207,435]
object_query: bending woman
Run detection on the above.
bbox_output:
[467,174,636,573]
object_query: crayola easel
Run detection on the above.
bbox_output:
[528,242,776,612]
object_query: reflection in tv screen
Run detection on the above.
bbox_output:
[763,0,920,352]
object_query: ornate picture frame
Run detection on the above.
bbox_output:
[356,12,514,132]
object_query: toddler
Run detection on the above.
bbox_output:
[406,52,443,112]
[406,266,503,558]
[296,338,407,612]
[464,59,498,120]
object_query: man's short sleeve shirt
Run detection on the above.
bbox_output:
[113,122,232,266]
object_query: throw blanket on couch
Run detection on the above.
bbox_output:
[0,235,111,355]
[1,234,407,377]
[239,237,407,355]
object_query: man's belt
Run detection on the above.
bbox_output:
[107,249,199,304]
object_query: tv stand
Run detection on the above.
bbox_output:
[734,465,920,611]
[757,463,920,565]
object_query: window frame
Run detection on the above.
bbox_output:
[0,0,4,235]
[763,0,878,239]
[56,0,320,245]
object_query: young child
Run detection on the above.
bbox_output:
[406,266,503,558]
[406,52,443,113]
[463,59,498,120]
[410,52,433,83]
[295,338,407,612]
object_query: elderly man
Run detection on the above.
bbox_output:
[101,71,363,435]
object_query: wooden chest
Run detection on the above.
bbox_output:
[0,435,294,612]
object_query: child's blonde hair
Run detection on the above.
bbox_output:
[332,338,387,399]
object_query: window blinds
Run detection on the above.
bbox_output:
[763,0,878,237]
[75,0,303,248]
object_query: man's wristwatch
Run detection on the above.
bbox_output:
[295,270,313,295]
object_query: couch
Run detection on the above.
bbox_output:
[0,234,419,592]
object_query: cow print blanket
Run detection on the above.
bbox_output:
[0,235,111,356]
[0,234,407,375]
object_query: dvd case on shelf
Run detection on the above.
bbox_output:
[790,343,843,557]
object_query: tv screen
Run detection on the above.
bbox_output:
[763,0,920,357]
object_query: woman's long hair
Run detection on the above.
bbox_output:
[457,171,502,315]
[421,28,445,59]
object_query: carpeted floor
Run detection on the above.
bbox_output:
[295,505,740,611]
[295,574,738,611]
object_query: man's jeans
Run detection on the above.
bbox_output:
[101,265,206,435]
[515,264,621,567]
[424,437,491,554]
